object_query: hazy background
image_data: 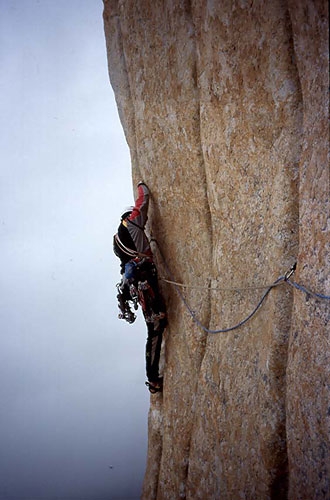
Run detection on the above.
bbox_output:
[0,1,150,499]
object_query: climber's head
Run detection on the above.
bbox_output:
[121,207,133,221]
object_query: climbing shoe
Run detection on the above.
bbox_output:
[145,378,163,394]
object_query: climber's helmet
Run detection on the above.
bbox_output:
[121,207,134,222]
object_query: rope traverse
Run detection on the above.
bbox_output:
[151,239,329,334]
[162,276,330,299]
[169,274,285,334]
[161,277,285,292]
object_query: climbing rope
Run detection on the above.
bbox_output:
[171,274,285,334]
[161,277,286,292]
[161,275,330,299]
[151,239,329,334]
[285,279,330,301]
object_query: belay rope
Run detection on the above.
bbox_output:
[151,239,330,335]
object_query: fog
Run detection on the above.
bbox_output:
[0,1,149,499]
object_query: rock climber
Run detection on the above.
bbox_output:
[113,182,167,394]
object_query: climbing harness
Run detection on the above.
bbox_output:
[116,257,166,329]
[150,239,329,335]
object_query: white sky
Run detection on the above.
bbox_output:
[0,1,149,499]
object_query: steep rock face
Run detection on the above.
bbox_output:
[286,2,329,498]
[103,1,329,499]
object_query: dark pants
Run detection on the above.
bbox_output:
[145,324,163,382]
[136,259,167,382]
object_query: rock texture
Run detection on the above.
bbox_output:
[103,1,329,498]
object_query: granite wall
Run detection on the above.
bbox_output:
[103,1,329,498]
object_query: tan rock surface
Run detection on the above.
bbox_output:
[103,1,329,498]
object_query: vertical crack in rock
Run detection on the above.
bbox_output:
[180,5,214,493]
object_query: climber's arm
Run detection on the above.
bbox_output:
[128,182,150,228]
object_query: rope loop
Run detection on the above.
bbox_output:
[150,239,329,334]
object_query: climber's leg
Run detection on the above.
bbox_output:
[145,322,163,389]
